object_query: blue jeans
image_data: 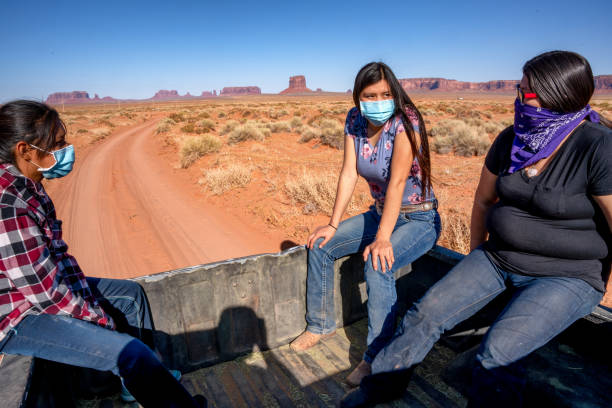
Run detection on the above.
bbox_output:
[0,278,203,407]
[306,207,441,363]
[370,247,603,405]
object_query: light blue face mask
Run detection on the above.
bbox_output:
[29,144,75,179]
[359,99,396,126]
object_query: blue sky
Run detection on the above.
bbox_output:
[1,0,611,102]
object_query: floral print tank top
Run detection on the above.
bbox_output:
[344,107,435,205]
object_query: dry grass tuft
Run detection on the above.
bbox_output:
[156,118,176,134]
[266,121,291,133]
[220,120,239,135]
[180,134,222,168]
[285,170,337,215]
[298,126,321,143]
[439,209,470,254]
[228,123,270,144]
[431,120,490,156]
[318,119,344,149]
[201,164,252,194]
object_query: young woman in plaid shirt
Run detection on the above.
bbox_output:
[0,100,207,407]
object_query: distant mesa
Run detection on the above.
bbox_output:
[46,91,94,105]
[398,78,518,92]
[397,76,610,93]
[42,74,612,106]
[151,90,180,100]
[595,75,612,92]
[280,75,313,94]
[220,86,261,96]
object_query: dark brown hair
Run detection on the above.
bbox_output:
[524,51,611,128]
[0,100,65,165]
[353,62,432,194]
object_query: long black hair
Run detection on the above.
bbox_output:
[523,51,611,128]
[353,62,432,194]
[0,100,65,165]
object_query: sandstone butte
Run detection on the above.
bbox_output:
[219,86,261,96]
[279,75,313,94]
[43,75,612,105]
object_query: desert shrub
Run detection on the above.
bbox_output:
[197,119,215,133]
[181,123,196,133]
[439,209,470,254]
[267,121,291,133]
[285,170,337,214]
[180,134,222,168]
[201,164,252,194]
[228,123,269,144]
[168,113,185,122]
[298,126,321,143]
[318,119,344,149]
[97,119,115,128]
[290,117,302,129]
[431,120,490,156]
[76,128,88,134]
[483,121,506,135]
[197,111,210,119]
[218,112,226,118]
[90,128,110,143]
[220,120,239,135]
[242,110,252,117]
[156,118,176,134]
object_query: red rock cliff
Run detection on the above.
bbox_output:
[595,75,612,93]
[280,75,312,94]
[46,91,91,104]
[152,90,181,100]
[220,86,261,96]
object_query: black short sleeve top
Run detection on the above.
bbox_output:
[483,122,612,291]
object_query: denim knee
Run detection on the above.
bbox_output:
[117,338,159,378]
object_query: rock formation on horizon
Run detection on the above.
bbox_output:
[280,75,313,94]
[595,75,612,92]
[398,78,519,92]
[46,91,91,104]
[220,86,261,96]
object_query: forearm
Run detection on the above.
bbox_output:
[377,181,405,240]
[470,200,490,251]
[329,171,358,227]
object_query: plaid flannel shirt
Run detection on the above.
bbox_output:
[0,163,113,343]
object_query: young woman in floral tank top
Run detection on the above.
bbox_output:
[290,62,441,387]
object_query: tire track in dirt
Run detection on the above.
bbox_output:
[48,119,284,279]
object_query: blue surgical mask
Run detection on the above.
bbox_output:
[29,144,75,179]
[359,99,396,126]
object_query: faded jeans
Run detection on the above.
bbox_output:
[0,278,202,407]
[305,206,441,363]
[367,247,603,406]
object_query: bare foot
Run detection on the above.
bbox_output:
[289,330,335,352]
[346,360,371,387]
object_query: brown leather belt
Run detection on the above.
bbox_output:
[375,199,438,216]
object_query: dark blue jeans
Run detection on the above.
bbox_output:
[0,278,202,407]
[305,207,441,363]
[369,247,603,405]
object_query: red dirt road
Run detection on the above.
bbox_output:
[45,120,287,279]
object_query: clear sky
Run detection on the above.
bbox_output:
[1,0,611,102]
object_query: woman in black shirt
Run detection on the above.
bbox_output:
[341,51,612,407]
